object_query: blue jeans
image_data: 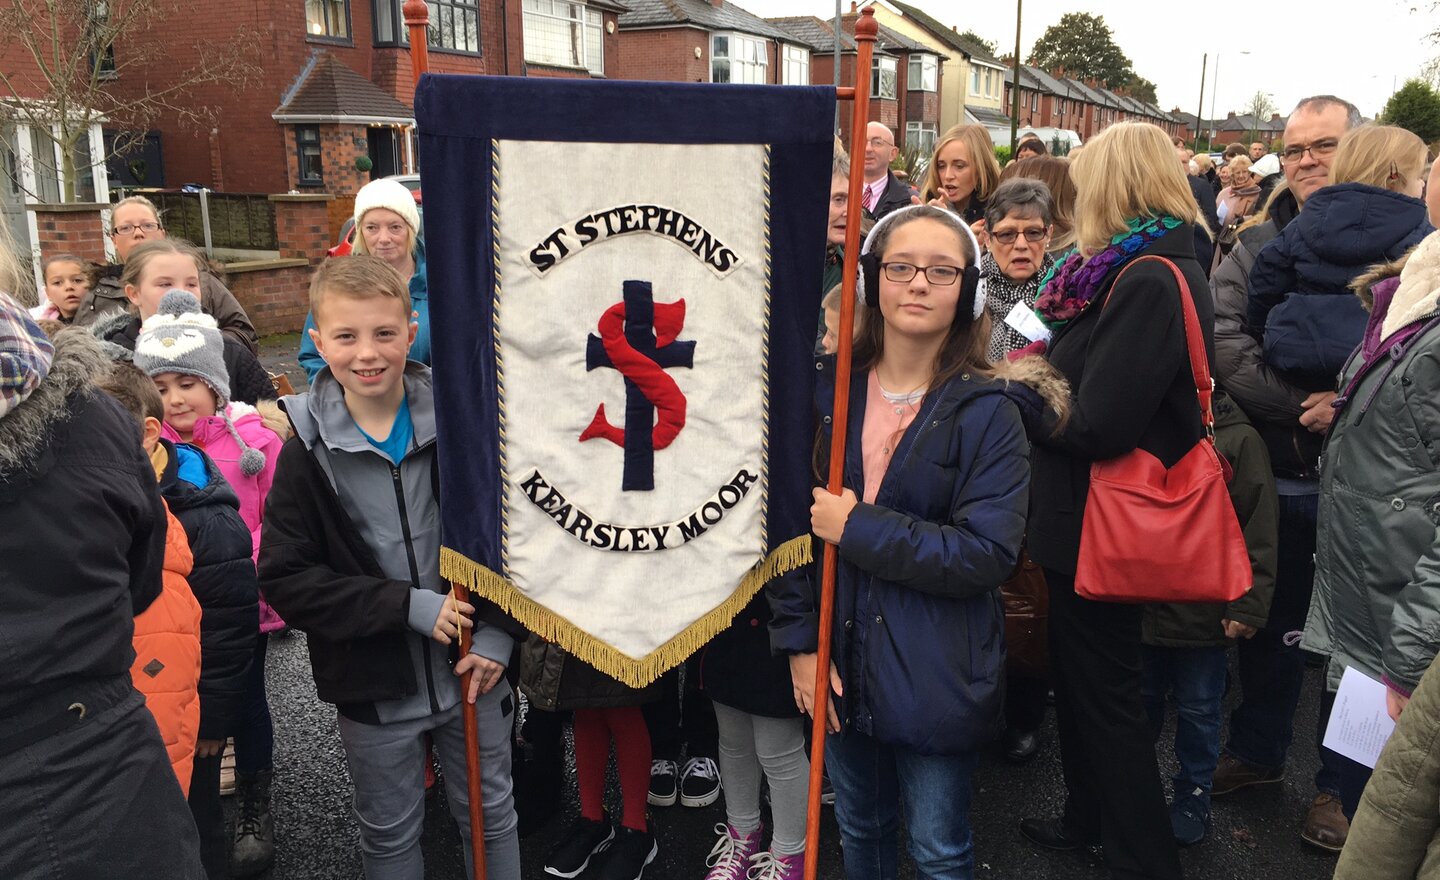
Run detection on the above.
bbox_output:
[1142,645,1226,796]
[1225,491,1342,794]
[824,729,978,880]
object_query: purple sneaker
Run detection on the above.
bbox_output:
[747,850,805,880]
[703,823,763,880]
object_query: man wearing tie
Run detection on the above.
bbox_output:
[859,122,912,220]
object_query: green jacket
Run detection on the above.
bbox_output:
[1304,235,1440,695]
[1334,652,1440,880]
[1141,391,1278,647]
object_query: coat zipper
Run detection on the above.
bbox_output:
[392,464,440,714]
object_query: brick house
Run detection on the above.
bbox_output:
[93,0,623,204]
[766,15,944,155]
[616,0,816,86]
[860,0,1005,137]
[1215,112,1286,147]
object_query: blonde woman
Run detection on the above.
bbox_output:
[921,124,1001,226]
[1248,124,1431,393]
[78,194,258,353]
[1020,121,1208,880]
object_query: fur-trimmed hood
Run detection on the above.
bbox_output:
[1349,229,1440,342]
[0,328,113,478]
[992,353,1071,437]
[89,310,140,363]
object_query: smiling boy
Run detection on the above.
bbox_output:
[259,255,521,880]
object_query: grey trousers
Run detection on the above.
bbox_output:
[714,701,810,856]
[337,683,521,880]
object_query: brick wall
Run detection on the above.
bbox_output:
[224,194,332,335]
[616,27,710,83]
[28,204,108,266]
[227,262,314,335]
[283,123,374,197]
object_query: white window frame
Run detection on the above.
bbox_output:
[711,32,768,84]
[782,44,809,85]
[970,65,981,96]
[872,56,897,100]
[984,68,993,97]
[907,54,937,92]
[523,0,604,74]
[905,122,936,156]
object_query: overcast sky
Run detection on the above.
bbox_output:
[747,0,1439,120]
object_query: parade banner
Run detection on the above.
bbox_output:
[416,76,834,686]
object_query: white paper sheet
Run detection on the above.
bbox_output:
[1322,666,1398,769]
[1004,300,1052,344]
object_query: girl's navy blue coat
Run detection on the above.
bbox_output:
[768,355,1038,756]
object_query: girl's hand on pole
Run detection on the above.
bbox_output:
[811,487,858,545]
[789,653,843,733]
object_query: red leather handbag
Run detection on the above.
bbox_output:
[1073,255,1252,604]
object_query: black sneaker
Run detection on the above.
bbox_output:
[648,759,679,807]
[590,824,658,880]
[680,757,721,807]
[543,814,614,878]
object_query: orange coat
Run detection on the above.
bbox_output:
[130,502,203,794]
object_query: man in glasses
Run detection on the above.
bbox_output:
[1210,93,1362,855]
[860,122,914,221]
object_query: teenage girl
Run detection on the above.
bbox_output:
[770,205,1066,879]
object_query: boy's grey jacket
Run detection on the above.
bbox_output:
[262,363,512,723]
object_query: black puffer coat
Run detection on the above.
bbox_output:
[159,439,257,739]
[0,329,166,718]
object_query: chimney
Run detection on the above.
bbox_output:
[1227,110,1236,119]
[712,0,723,8]
[1270,113,1280,121]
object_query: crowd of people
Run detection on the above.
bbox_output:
[6,90,1440,880]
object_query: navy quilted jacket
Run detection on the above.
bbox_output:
[160,440,258,740]
[1248,183,1431,390]
[768,356,1034,755]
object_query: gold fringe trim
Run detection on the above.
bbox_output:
[441,536,813,688]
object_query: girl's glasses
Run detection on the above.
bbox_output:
[881,262,962,285]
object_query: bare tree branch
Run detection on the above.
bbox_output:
[0,0,262,200]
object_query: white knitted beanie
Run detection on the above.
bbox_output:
[353,178,420,247]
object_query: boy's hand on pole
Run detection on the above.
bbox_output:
[456,654,506,703]
[431,599,474,645]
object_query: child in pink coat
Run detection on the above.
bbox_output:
[134,289,285,875]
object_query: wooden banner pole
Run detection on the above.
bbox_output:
[450,581,489,880]
[804,9,877,879]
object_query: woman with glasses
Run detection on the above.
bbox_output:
[73,195,259,354]
[1001,156,1078,258]
[1018,121,1211,880]
[979,178,1055,363]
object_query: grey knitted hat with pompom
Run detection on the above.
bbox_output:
[134,289,265,476]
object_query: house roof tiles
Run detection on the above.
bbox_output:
[273,52,412,121]
[619,0,805,43]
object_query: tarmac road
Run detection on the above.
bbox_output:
[244,631,1338,880]
[250,336,1340,880]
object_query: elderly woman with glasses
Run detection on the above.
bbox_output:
[980,178,1055,363]
[71,195,259,353]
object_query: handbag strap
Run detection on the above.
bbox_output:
[1103,254,1215,436]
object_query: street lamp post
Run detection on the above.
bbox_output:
[1194,53,1207,153]
[1208,50,1250,146]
